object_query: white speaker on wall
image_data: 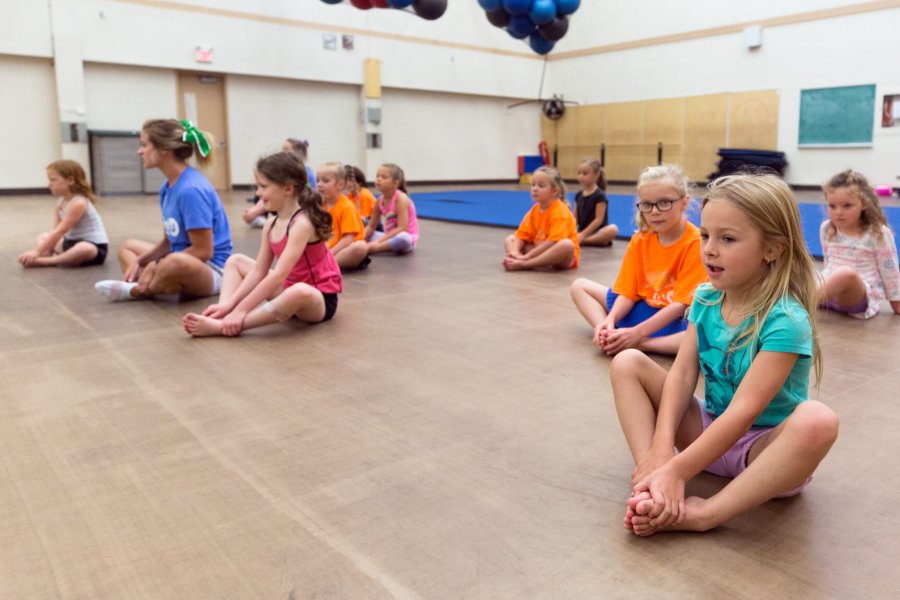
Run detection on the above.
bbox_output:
[743,25,763,50]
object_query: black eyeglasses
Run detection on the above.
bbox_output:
[635,199,679,213]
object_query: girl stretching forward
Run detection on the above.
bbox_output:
[570,165,707,355]
[19,160,108,268]
[819,169,900,318]
[613,174,838,536]
[183,152,342,337]
[503,166,579,271]
[365,163,419,254]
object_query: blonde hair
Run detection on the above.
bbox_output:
[822,169,890,242]
[635,164,692,231]
[534,165,567,200]
[703,174,823,385]
[47,160,97,204]
[142,119,214,167]
[579,158,607,191]
[318,161,346,182]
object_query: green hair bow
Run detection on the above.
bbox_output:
[179,119,210,158]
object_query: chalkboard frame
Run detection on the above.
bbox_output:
[798,84,876,147]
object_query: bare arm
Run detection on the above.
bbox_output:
[364,201,383,239]
[35,198,87,254]
[181,228,214,263]
[330,233,356,255]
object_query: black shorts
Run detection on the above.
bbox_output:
[322,293,338,322]
[63,238,108,266]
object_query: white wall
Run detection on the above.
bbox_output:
[0,0,52,58]
[0,57,60,188]
[83,64,177,132]
[380,89,542,181]
[550,4,900,186]
[226,75,364,187]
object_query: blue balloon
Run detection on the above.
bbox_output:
[387,0,415,7]
[529,33,556,55]
[529,0,556,25]
[321,0,344,4]
[556,0,579,15]
[507,13,535,38]
[477,0,503,10]
[503,0,532,17]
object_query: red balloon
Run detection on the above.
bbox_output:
[350,0,374,8]
[371,0,390,6]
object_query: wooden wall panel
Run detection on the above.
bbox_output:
[603,102,644,181]
[728,90,779,150]
[642,98,684,168]
[683,93,727,181]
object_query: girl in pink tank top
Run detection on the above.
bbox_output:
[183,151,343,338]
[364,163,419,255]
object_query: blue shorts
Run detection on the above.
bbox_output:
[606,290,688,338]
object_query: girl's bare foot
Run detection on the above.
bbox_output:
[183,313,224,337]
[629,496,711,537]
[624,491,653,530]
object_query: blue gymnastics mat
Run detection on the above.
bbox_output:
[413,190,900,259]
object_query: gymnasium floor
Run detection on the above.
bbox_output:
[2,188,899,599]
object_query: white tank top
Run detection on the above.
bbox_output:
[58,195,109,244]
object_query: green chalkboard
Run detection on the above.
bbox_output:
[798,84,876,146]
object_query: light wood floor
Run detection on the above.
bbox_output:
[2,190,899,599]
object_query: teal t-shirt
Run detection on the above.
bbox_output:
[688,284,813,427]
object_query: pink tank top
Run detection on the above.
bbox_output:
[269,210,342,293]
[379,190,419,242]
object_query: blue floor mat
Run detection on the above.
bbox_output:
[413,190,900,259]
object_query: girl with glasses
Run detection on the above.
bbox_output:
[570,164,707,355]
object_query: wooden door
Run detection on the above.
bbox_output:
[177,72,230,190]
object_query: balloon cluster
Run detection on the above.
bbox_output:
[319,0,448,21]
[477,0,580,55]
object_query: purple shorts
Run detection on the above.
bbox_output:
[696,397,811,498]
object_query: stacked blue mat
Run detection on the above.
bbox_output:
[413,190,900,259]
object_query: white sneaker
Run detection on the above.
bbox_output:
[95,280,138,301]
[249,216,266,228]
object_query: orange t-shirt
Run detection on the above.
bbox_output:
[515,199,580,267]
[349,187,376,219]
[327,194,365,248]
[613,221,707,308]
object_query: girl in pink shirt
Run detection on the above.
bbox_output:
[365,163,419,255]
[183,151,342,337]
[819,169,900,319]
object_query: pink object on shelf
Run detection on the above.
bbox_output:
[875,185,892,197]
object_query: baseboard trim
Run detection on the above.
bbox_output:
[0,188,48,196]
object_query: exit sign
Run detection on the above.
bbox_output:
[195,45,214,63]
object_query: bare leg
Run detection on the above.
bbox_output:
[820,267,867,309]
[117,239,155,274]
[631,401,839,536]
[218,254,255,305]
[638,331,687,356]
[581,224,619,246]
[503,239,575,271]
[32,241,98,267]
[146,253,215,299]
[335,241,369,270]
[570,278,610,329]
[186,284,326,337]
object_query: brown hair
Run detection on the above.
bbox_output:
[284,138,310,161]
[46,160,97,204]
[579,157,607,191]
[346,165,367,187]
[142,119,214,167]
[379,163,408,194]
[822,169,890,242]
[256,152,331,241]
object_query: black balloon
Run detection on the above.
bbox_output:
[538,16,569,41]
[413,0,447,20]
[486,8,510,28]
